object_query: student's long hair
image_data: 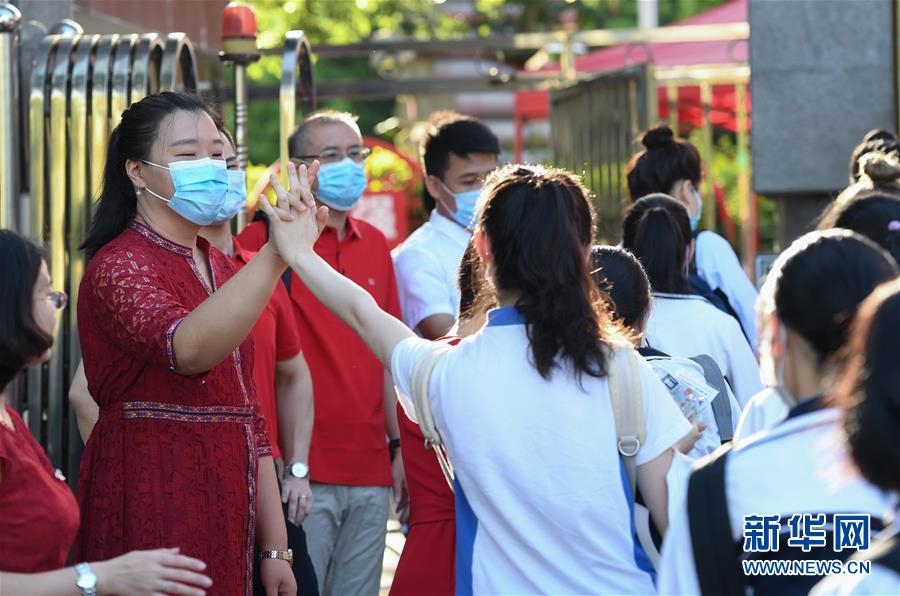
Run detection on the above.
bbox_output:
[621,194,693,294]
[82,92,212,258]
[474,164,622,382]
[0,230,52,390]
[758,229,898,366]
[837,279,900,493]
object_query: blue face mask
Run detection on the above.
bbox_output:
[143,157,229,226]
[315,158,367,212]
[210,169,247,224]
[689,185,703,232]
[438,181,481,230]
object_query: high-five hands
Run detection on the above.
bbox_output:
[260,161,330,264]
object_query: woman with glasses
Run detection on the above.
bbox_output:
[0,229,213,594]
[238,110,404,596]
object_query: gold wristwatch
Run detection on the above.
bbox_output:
[258,549,293,566]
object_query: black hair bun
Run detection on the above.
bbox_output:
[861,154,900,187]
[641,125,674,150]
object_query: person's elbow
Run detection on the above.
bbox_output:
[171,339,215,376]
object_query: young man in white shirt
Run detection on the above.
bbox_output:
[392,111,500,338]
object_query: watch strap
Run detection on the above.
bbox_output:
[258,548,294,566]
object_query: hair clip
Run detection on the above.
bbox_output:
[889,220,900,232]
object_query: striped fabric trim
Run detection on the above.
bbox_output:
[122,401,255,423]
[165,318,185,372]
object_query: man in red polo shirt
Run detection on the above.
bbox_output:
[238,110,404,596]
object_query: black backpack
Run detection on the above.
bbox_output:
[687,447,888,595]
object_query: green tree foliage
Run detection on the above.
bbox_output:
[239,0,727,165]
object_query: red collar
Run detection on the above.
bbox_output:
[230,235,257,265]
[129,220,209,258]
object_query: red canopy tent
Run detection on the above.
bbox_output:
[515,0,749,151]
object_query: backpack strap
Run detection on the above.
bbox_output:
[606,346,646,497]
[688,354,734,443]
[409,344,455,490]
[688,446,744,596]
[851,530,900,574]
[252,209,293,292]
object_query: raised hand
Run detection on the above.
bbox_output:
[260,161,329,264]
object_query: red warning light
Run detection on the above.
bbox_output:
[222,2,257,40]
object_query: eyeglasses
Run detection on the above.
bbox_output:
[292,146,371,164]
[35,291,68,310]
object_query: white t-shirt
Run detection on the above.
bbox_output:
[658,409,895,595]
[695,230,760,351]
[645,293,763,408]
[733,386,791,442]
[391,306,693,595]
[392,211,470,331]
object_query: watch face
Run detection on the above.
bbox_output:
[290,462,309,478]
[76,571,98,589]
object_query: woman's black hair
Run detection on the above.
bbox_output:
[81,91,213,257]
[626,124,702,201]
[457,240,495,322]
[0,230,52,390]
[621,193,693,294]
[818,193,900,266]
[475,164,620,382]
[838,280,900,493]
[760,229,899,365]
[590,245,652,332]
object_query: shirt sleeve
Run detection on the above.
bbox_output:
[390,336,442,423]
[632,351,695,467]
[253,399,273,458]
[381,248,404,320]
[719,318,764,409]
[657,491,702,595]
[393,248,457,330]
[733,387,790,442]
[695,231,760,352]
[85,251,193,371]
[272,282,302,361]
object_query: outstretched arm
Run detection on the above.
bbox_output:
[259,174,414,369]
[171,163,319,375]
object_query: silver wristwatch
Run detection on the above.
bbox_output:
[75,562,98,596]
[285,461,309,479]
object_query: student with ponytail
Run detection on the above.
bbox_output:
[813,280,900,594]
[622,194,762,407]
[627,125,759,351]
[659,231,899,596]
[260,163,694,594]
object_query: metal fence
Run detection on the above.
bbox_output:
[0,5,316,481]
[550,66,651,243]
[19,30,199,481]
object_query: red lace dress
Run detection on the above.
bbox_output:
[74,221,270,595]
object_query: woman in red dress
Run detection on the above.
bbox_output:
[0,229,211,594]
[75,92,310,596]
